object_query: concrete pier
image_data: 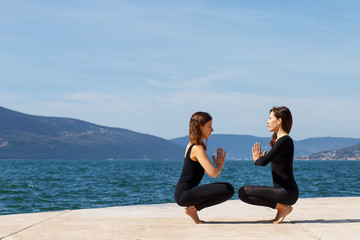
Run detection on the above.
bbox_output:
[0,197,359,240]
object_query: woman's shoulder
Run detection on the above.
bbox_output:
[278,134,292,141]
[191,144,206,152]
[185,143,205,155]
[187,144,206,162]
[275,135,293,146]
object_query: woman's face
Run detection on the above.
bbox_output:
[267,111,281,132]
[201,120,213,139]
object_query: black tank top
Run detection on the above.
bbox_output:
[174,144,205,201]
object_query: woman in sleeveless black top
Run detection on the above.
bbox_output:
[238,106,299,224]
[174,112,234,224]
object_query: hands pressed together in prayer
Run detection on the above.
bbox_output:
[212,147,226,167]
[252,142,267,161]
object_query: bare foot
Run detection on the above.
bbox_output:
[185,206,205,224]
[270,203,292,224]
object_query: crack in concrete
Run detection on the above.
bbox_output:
[0,210,72,240]
[288,218,323,240]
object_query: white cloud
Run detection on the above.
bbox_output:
[150,90,360,140]
[1,86,359,140]
[1,1,360,141]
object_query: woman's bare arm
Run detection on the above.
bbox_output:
[191,145,226,178]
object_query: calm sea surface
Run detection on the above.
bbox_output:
[0,159,359,215]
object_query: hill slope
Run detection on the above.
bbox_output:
[1,106,359,160]
[298,142,360,160]
[0,106,183,160]
[171,135,360,159]
[171,134,270,160]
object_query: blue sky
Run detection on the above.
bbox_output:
[1,0,359,140]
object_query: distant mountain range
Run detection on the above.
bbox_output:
[170,135,360,160]
[297,142,360,160]
[0,106,183,160]
[0,106,359,160]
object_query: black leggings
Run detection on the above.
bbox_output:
[238,185,298,209]
[176,182,234,211]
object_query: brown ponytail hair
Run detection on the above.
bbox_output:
[269,106,293,147]
[189,112,212,151]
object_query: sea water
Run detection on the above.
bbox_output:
[0,159,359,215]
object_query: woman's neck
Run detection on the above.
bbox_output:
[276,128,288,140]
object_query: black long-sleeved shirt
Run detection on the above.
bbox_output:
[255,135,298,193]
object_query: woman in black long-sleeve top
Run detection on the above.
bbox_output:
[238,106,298,224]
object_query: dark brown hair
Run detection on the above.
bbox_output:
[269,106,293,147]
[189,112,212,150]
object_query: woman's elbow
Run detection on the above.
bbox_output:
[254,159,266,167]
[206,170,220,178]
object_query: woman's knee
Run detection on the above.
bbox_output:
[228,184,235,198]
[238,186,247,200]
[222,182,235,197]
